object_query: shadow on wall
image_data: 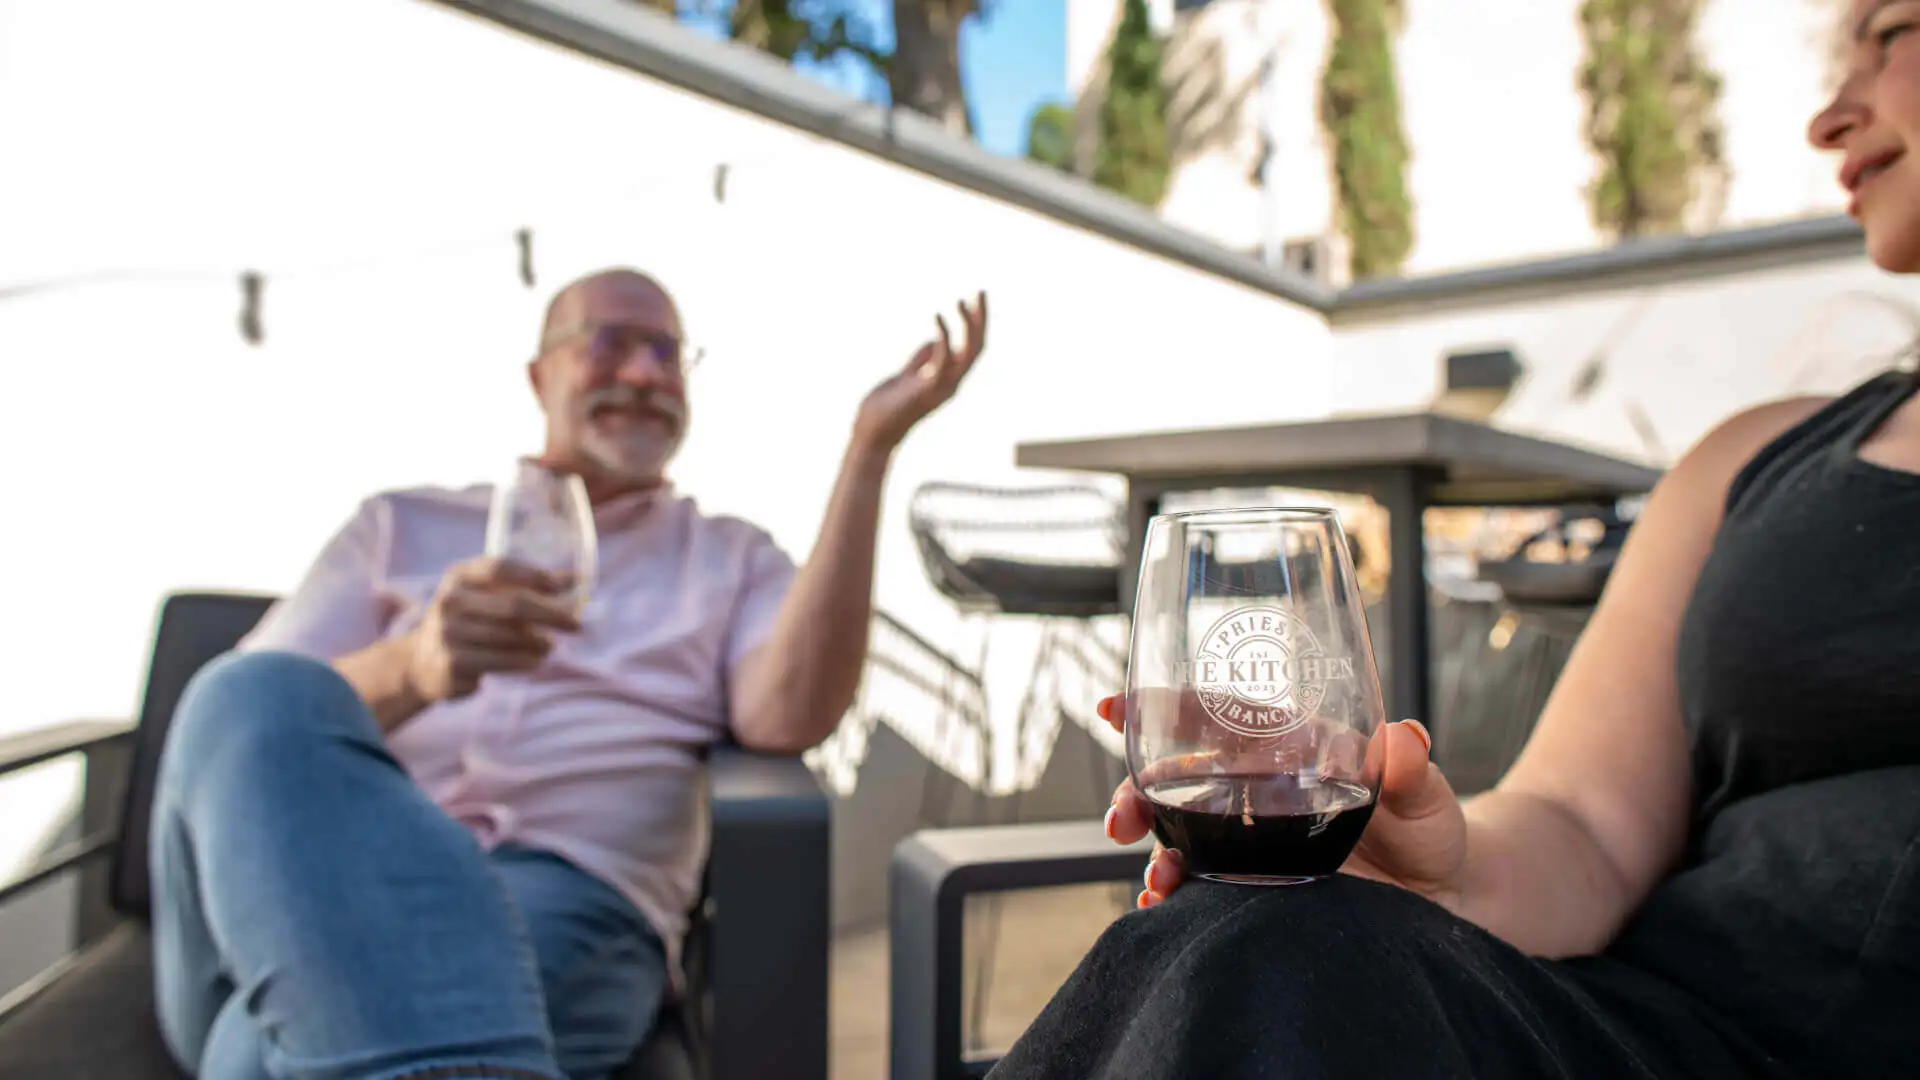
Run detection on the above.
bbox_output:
[819,612,1128,932]
[1163,22,1264,174]
[828,711,1128,933]
[1072,2,1270,188]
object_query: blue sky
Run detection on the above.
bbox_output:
[680,2,1069,158]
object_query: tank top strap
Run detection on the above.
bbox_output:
[1833,366,1920,451]
[1724,368,1920,517]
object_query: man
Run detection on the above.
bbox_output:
[150,269,988,1080]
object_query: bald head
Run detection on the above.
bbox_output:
[529,266,689,498]
[538,268,679,355]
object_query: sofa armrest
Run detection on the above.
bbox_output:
[0,721,132,780]
[0,721,135,930]
[889,822,1151,1080]
[703,746,831,1080]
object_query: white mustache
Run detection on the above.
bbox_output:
[586,386,684,425]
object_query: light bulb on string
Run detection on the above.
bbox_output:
[239,271,265,346]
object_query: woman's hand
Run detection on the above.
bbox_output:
[1099,694,1470,911]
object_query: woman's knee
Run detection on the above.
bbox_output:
[165,650,373,781]
[1128,876,1468,988]
[1004,878,1475,1077]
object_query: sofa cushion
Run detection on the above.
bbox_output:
[0,923,183,1080]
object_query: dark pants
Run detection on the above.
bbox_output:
[987,876,1783,1080]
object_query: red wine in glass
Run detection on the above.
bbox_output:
[1143,774,1375,884]
[1125,507,1387,885]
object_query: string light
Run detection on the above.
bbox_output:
[515,228,537,288]
[238,271,265,346]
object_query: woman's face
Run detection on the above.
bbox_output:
[1813,1,1920,272]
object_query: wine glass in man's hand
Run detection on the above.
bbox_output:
[406,557,582,703]
[400,459,596,703]
[485,458,597,616]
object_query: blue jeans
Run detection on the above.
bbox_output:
[151,651,668,1080]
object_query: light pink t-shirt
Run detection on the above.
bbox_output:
[239,483,796,974]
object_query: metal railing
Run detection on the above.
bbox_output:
[0,720,134,930]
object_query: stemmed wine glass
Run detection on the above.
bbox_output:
[1125,507,1386,885]
[484,458,597,616]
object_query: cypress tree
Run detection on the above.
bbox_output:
[1578,0,1726,238]
[1093,0,1173,208]
[1319,0,1415,279]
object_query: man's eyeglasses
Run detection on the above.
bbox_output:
[546,321,704,374]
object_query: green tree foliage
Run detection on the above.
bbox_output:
[631,1,885,67]
[1319,0,1414,279]
[890,1,989,136]
[633,2,984,135]
[1578,0,1726,239]
[1093,0,1172,208]
[1025,102,1077,172]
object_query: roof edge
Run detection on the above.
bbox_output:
[1330,216,1866,322]
[429,0,1340,311]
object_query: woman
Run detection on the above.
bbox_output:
[990,5,1920,1078]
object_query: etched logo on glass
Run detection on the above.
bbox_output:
[1184,606,1356,738]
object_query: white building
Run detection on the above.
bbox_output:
[1067,0,1850,276]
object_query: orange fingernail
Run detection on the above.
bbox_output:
[1097,697,1112,722]
[1103,806,1118,840]
[1401,719,1433,753]
[1136,889,1152,909]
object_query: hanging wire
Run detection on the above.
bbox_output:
[0,266,234,303]
[0,87,886,349]
[0,158,727,306]
[0,76,891,301]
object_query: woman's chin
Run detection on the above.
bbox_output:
[1864,221,1920,275]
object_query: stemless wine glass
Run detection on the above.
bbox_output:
[484,458,598,616]
[1126,507,1387,885]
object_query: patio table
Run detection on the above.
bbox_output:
[1015,411,1661,729]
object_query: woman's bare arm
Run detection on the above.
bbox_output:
[1449,397,1830,955]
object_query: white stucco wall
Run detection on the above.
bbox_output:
[1332,255,1920,465]
[0,0,1334,880]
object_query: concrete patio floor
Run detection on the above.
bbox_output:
[829,881,1136,1079]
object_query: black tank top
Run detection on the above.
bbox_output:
[1679,369,1920,820]
[1612,370,1920,1076]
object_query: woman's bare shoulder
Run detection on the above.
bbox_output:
[1664,395,1835,499]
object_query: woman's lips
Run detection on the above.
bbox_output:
[1846,150,1906,215]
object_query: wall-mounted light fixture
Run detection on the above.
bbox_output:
[1437,346,1523,421]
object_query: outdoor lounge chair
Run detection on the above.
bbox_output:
[0,591,830,1080]
[908,482,1125,618]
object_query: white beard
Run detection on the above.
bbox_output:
[543,379,687,484]
[577,413,683,483]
